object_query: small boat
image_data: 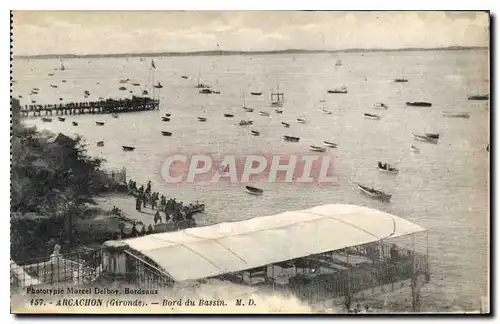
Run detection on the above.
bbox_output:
[224,113,234,118]
[487,144,490,152]
[251,130,260,136]
[245,186,263,196]
[324,141,337,148]
[142,90,148,95]
[442,111,470,118]
[48,73,54,76]
[197,117,207,122]
[468,94,489,100]
[275,109,284,114]
[364,113,381,120]
[335,59,342,66]
[199,88,213,94]
[97,141,105,147]
[132,83,140,86]
[357,183,392,201]
[119,79,130,83]
[31,100,36,104]
[98,97,104,100]
[154,82,163,89]
[243,107,254,112]
[165,113,171,117]
[59,97,63,101]
[270,101,284,108]
[112,113,119,118]
[162,117,171,122]
[119,86,127,91]
[213,91,221,94]
[18,95,23,98]
[413,133,438,143]
[260,111,270,116]
[373,102,388,109]
[393,69,408,83]
[297,118,307,124]
[50,85,58,88]
[58,117,65,122]
[41,117,52,122]
[377,162,399,174]
[322,109,332,115]
[310,145,327,152]
[410,145,420,153]
[62,80,66,83]
[281,122,290,128]
[406,101,432,107]
[122,146,135,151]
[32,88,40,91]
[72,121,78,126]
[425,133,440,139]
[250,92,262,96]
[161,131,173,136]
[239,120,253,126]
[327,86,348,94]
[96,121,105,126]
[181,76,188,79]
[284,135,300,142]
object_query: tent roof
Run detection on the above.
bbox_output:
[120,204,425,282]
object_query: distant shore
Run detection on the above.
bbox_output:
[13,46,488,60]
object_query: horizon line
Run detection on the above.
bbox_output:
[13,45,488,59]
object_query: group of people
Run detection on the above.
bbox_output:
[127,179,205,225]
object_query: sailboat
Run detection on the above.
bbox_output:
[242,91,252,111]
[270,81,284,107]
[335,59,342,66]
[393,68,408,83]
[60,60,66,71]
[195,68,210,89]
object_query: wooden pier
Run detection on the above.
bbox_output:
[19,96,160,117]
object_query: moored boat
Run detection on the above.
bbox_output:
[58,117,65,122]
[364,113,381,120]
[245,186,263,196]
[161,131,173,136]
[197,117,207,122]
[410,145,420,153]
[406,101,432,107]
[132,83,140,86]
[239,120,253,126]
[112,113,119,118]
[442,111,470,118]
[118,86,127,91]
[153,82,163,89]
[324,141,337,148]
[373,102,388,109]
[297,118,307,124]
[275,109,283,114]
[284,135,300,142]
[425,133,440,139]
[41,117,52,122]
[122,146,135,151]
[281,122,290,128]
[72,121,78,126]
[97,141,105,147]
[357,183,392,201]
[260,111,270,116]
[413,133,438,143]
[224,113,234,118]
[250,92,262,96]
[161,117,170,122]
[50,85,58,88]
[199,88,213,94]
[251,130,260,136]
[468,94,489,100]
[96,121,105,126]
[181,76,188,79]
[165,113,171,117]
[327,86,348,94]
[243,107,254,112]
[310,145,327,152]
[322,109,332,115]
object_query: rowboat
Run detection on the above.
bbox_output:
[72,121,78,126]
[410,145,420,153]
[165,113,171,117]
[322,109,332,115]
[281,122,290,128]
[154,82,163,89]
[357,183,392,201]
[310,145,327,152]
[327,86,348,94]
[245,186,263,196]
[199,89,213,94]
[251,130,260,136]
[284,135,300,142]
[58,117,65,122]
[122,146,135,151]
[197,117,207,122]
[413,133,438,143]
[243,107,254,112]
[181,76,188,79]
[364,113,381,120]
[297,118,307,124]
[442,111,470,118]
[132,83,140,86]
[406,101,432,107]
[119,79,130,83]
[239,120,253,126]
[224,113,234,118]
[275,109,284,114]
[50,85,58,88]
[161,117,170,122]
[324,141,337,148]
[373,102,388,109]
[213,91,221,94]
[112,113,119,118]
[96,121,105,126]
[41,117,52,122]
[161,131,173,136]
[260,111,270,116]
[119,86,127,91]
[250,92,262,96]
[97,141,104,147]
[377,162,399,174]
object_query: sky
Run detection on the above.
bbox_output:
[12,11,489,56]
